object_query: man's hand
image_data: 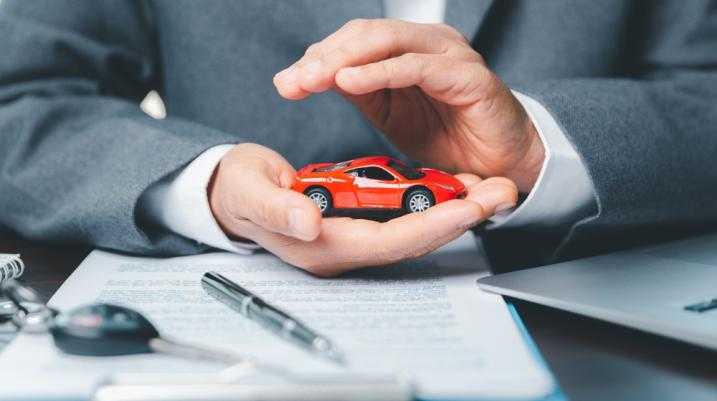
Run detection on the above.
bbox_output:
[274,19,545,193]
[209,143,517,276]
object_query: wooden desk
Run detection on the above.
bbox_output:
[1,238,715,401]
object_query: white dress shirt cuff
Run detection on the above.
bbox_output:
[489,90,596,229]
[143,144,261,254]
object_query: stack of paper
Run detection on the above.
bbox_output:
[0,234,558,401]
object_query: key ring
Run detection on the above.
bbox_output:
[0,299,17,322]
[2,280,267,373]
[1,279,58,333]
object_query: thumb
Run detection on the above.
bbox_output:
[244,172,323,241]
[212,144,323,242]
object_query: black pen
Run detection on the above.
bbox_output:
[201,271,345,364]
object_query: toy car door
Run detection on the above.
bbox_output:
[346,166,400,208]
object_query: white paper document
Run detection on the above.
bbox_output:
[0,234,555,400]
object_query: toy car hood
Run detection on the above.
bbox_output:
[419,168,466,193]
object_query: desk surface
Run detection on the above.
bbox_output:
[1,238,715,401]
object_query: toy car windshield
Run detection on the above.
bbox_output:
[314,161,352,172]
[387,159,425,180]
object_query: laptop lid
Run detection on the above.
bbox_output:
[477,234,717,350]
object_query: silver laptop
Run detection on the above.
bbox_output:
[477,233,717,350]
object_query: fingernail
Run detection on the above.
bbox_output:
[471,186,516,214]
[495,203,516,214]
[288,208,314,240]
[454,207,486,231]
[275,66,298,84]
[461,219,486,231]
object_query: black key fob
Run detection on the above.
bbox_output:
[50,303,160,356]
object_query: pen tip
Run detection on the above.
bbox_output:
[313,338,346,364]
[324,348,346,365]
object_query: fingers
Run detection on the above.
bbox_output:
[211,144,322,242]
[274,19,470,99]
[335,53,495,106]
[248,177,517,277]
[464,177,518,214]
[250,200,482,276]
[454,173,482,188]
[233,171,322,241]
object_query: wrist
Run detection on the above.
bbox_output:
[504,122,545,193]
[207,154,244,240]
[207,159,230,232]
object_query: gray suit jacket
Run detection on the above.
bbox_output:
[0,0,715,272]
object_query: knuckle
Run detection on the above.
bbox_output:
[471,51,487,65]
[434,22,455,35]
[469,201,488,221]
[400,52,419,63]
[230,148,272,173]
[230,143,267,164]
[391,53,417,76]
[399,53,427,79]
[386,23,403,41]
[370,21,402,49]
[401,52,425,69]
[451,47,484,63]
[329,44,353,62]
[483,67,500,83]
[377,60,396,85]
[304,42,322,57]
[344,18,368,31]
[435,23,468,43]
[373,29,396,52]
[469,66,500,95]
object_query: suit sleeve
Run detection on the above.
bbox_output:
[482,2,717,272]
[141,144,263,254]
[0,0,240,255]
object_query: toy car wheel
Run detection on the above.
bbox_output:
[404,188,434,213]
[306,187,332,213]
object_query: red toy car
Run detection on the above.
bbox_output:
[292,156,466,214]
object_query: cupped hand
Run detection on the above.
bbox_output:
[274,19,545,193]
[209,144,517,277]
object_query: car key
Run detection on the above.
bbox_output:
[0,299,16,323]
[50,303,247,365]
[1,280,58,331]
